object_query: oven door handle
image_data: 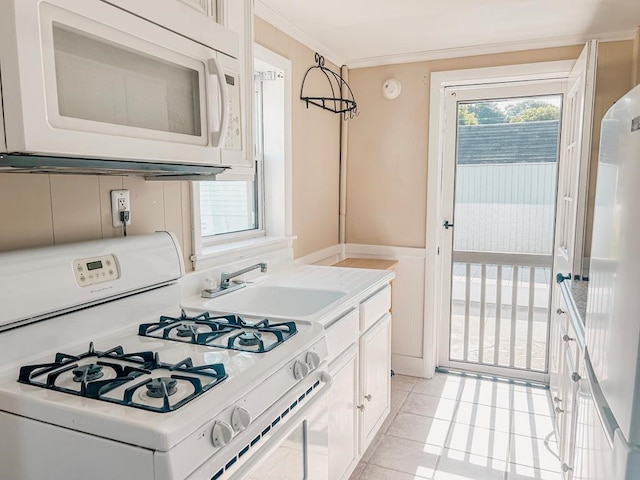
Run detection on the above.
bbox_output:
[207,56,230,148]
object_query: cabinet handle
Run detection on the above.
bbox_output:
[571,372,582,382]
[356,404,365,411]
[555,406,564,414]
[364,394,372,401]
[557,308,565,315]
[553,396,562,403]
[561,463,573,473]
[562,334,574,343]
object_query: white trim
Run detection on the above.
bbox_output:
[191,235,295,270]
[254,1,344,67]
[254,45,293,239]
[440,360,549,384]
[348,30,634,69]
[294,244,343,266]
[425,60,578,379]
[392,354,426,378]
[431,60,575,88]
[344,244,426,259]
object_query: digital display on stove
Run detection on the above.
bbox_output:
[87,260,103,271]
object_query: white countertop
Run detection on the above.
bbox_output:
[181,264,395,326]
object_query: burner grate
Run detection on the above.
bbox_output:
[138,310,297,353]
[18,342,227,413]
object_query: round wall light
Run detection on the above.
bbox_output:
[382,78,402,100]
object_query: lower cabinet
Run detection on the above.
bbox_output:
[359,313,391,455]
[328,345,359,480]
[326,284,392,480]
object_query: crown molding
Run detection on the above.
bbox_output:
[346,29,637,69]
[254,1,345,66]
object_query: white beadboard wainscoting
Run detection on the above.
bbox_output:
[298,243,429,378]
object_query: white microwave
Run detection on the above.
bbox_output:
[0,0,244,174]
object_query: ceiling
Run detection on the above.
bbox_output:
[255,0,640,67]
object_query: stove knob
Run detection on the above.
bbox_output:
[306,351,321,370]
[211,420,234,448]
[293,359,310,380]
[231,406,251,432]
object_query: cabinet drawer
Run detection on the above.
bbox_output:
[360,285,391,331]
[325,308,359,362]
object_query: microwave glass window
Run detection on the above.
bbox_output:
[52,24,202,137]
[248,422,306,479]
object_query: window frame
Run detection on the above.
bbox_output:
[190,44,293,270]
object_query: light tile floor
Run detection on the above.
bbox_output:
[350,372,562,480]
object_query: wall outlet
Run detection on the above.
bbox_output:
[111,190,131,227]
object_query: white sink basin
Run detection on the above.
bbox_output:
[205,285,347,318]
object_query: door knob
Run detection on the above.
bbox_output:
[443,220,454,229]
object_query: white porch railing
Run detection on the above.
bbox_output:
[450,251,553,373]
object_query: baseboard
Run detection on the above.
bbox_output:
[345,243,426,258]
[392,354,428,378]
[294,244,343,266]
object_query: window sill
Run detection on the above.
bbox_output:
[191,236,296,271]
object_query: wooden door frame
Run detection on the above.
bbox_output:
[424,60,577,379]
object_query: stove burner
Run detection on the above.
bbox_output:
[72,363,104,382]
[139,312,298,353]
[238,331,262,346]
[145,377,178,398]
[18,342,228,413]
[176,324,198,337]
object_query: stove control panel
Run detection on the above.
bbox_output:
[72,254,119,287]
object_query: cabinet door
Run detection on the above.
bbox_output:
[359,313,391,455]
[559,319,582,479]
[220,0,254,171]
[549,289,566,407]
[328,346,359,480]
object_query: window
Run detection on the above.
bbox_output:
[192,45,291,269]
[198,73,265,242]
[199,178,259,236]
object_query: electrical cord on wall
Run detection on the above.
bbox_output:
[120,210,130,237]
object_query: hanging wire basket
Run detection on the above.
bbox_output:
[300,53,359,120]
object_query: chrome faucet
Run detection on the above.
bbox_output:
[201,262,268,299]
[220,262,268,289]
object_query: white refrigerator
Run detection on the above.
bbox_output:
[573,84,640,480]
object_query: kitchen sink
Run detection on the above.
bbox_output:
[203,285,347,318]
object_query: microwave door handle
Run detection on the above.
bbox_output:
[207,57,230,148]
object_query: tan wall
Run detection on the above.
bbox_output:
[583,40,634,258]
[254,18,341,258]
[0,174,193,267]
[346,45,584,248]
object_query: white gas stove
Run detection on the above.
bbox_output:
[0,233,330,480]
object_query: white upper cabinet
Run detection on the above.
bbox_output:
[215,0,255,174]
